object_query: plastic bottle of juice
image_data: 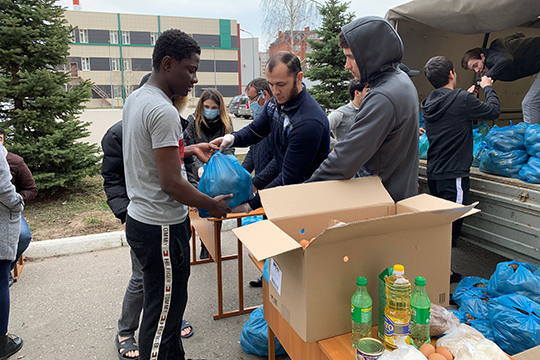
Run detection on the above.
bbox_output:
[410,276,431,347]
[384,264,411,349]
[351,276,372,347]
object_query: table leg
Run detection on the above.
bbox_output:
[269,324,276,360]
[214,220,224,317]
[237,218,244,312]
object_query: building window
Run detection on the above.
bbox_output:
[123,58,132,71]
[109,30,118,44]
[111,58,120,71]
[113,85,123,98]
[79,29,88,43]
[122,31,130,45]
[81,57,90,71]
[294,45,301,51]
[125,85,136,97]
[70,30,76,42]
[306,45,312,53]
[150,32,158,45]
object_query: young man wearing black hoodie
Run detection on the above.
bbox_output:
[421,56,501,242]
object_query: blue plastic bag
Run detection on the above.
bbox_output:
[240,306,287,356]
[473,121,490,137]
[459,292,493,319]
[472,129,487,167]
[525,124,540,157]
[469,319,496,342]
[485,124,526,152]
[479,148,528,178]
[242,215,263,226]
[197,151,253,218]
[488,261,540,304]
[519,156,540,184]
[419,134,429,160]
[452,276,490,307]
[488,294,540,355]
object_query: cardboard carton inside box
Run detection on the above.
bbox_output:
[234,177,478,343]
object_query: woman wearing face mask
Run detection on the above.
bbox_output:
[184,88,235,187]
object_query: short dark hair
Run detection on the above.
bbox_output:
[246,77,273,97]
[152,29,201,71]
[338,31,349,49]
[424,56,454,89]
[348,80,367,100]
[266,51,302,79]
[0,127,4,137]
[461,48,483,70]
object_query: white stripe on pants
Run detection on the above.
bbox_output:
[455,177,464,205]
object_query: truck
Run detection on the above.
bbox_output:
[385,0,540,263]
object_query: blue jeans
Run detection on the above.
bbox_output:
[0,260,10,335]
[10,215,32,271]
[126,215,191,360]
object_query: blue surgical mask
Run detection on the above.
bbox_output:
[249,91,266,119]
[204,108,219,120]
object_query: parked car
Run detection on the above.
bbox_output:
[227,95,252,119]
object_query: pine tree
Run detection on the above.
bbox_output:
[305,0,355,112]
[0,0,100,191]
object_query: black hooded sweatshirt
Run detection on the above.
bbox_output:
[308,16,419,202]
[421,86,501,180]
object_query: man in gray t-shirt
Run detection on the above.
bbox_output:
[122,29,230,360]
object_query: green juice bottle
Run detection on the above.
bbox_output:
[351,276,372,347]
[410,276,431,347]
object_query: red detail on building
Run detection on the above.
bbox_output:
[268,27,315,62]
[237,24,242,95]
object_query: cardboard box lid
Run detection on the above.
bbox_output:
[513,345,540,359]
[259,177,394,221]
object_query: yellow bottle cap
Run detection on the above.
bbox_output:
[394,264,404,272]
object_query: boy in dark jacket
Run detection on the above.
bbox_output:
[421,56,501,242]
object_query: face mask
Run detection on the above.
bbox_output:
[249,91,266,119]
[204,108,219,120]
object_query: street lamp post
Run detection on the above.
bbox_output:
[240,28,256,80]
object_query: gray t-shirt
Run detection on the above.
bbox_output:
[123,84,188,225]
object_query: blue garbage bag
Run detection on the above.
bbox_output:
[525,124,540,157]
[519,156,540,184]
[473,122,490,137]
[452,276,490,307]
[419,134,429,160]
[488,294,540,355]
[449,309,484,323]
[479,148,528,178]
[472,129,488,167]
[485,124,526,152]
[459,292,493,319]
[242,215,264,226]
[197,151,253,218]
[469,319,496,342]
[488,261,540,304]
[240,306,287,357]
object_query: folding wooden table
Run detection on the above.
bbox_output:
[189,206,265,320]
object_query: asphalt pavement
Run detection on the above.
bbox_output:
[8,230,509,360]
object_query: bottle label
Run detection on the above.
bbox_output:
[351,304,372,324]
[411,306,431,325]
[384,314,410,346]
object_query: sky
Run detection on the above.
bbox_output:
[55,0,412,50]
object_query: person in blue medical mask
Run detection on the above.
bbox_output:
[184,88,234,259]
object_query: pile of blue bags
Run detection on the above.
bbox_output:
[478,122,540,183]
[419,134,429,160]
[450,261,540,355]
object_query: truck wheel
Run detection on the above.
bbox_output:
[244,115,251,119]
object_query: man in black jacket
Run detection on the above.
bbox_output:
[461,33,540,124]
[422,56,501,242]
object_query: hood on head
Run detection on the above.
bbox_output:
[342,16,403,83]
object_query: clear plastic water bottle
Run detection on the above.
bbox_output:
[410,276,431,347]
[351,276,372,347]
[384,264,411,349]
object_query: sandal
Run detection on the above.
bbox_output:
[115,335,139,360]
[181,319,194,338]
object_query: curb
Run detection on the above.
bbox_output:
[25,219,239,259]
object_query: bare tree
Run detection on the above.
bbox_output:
[260,0,320,55]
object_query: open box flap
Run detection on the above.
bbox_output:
[308,203,478,248]
[259,177,395,221]
[232,220,302,261]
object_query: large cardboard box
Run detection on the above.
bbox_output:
[233,177,478,343]
[514,345,540,360]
